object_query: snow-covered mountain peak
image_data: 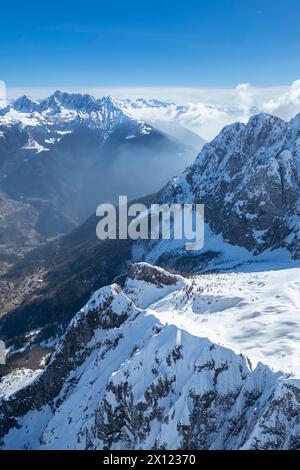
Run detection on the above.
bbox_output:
[98,95,125,109]
[210,112,286,154]
[157,111,300,258]
[247,111,284,127]
[11,95,38,113]
[1,262,300,450]
[41,90,100,113]
[128,97,174,109]
[36,92,131,118]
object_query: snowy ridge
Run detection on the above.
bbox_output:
[1,263,300,450]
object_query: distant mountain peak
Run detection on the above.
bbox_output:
[12,95,38,113]
[246,111,285,130]
[129,97,174,109]
[39,90,98,112]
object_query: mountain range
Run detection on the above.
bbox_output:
[0,91,202,269]
[0,108,300,449]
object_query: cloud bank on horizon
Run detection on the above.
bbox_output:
[4,79,300,141]
[128,79,300,140]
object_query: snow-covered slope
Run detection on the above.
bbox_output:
[1,263,300,450]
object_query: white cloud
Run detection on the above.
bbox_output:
[262,79,300,120]
[124,101,235,141]
[234,83,254,116]
[126,83,259,140]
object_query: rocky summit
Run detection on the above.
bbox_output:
[162,112,300,258]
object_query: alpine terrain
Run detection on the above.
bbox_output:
[0,111,300,449]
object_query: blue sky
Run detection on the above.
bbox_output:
[1,0,300,88]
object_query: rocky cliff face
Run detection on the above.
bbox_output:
[1,263,300,450]
[162,113,300,258]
